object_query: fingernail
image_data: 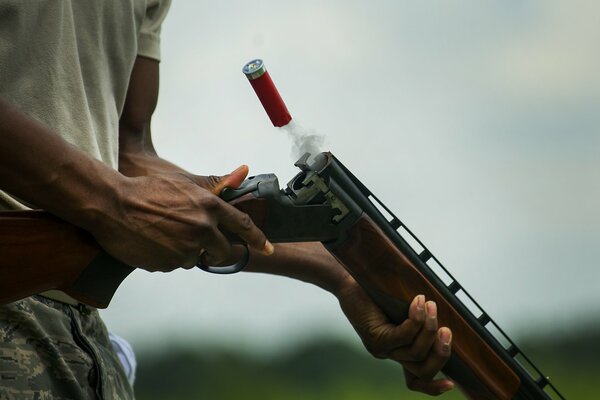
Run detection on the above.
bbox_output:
[230,165,247,175]
[439,328,452,354]
[426,301,437,319]
[425,301,437,330]
[416,295,425,311]
[263,240,274,255]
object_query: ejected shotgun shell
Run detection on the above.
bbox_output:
[243,59,292,127]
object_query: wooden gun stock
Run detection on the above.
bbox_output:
[0,210,133,308]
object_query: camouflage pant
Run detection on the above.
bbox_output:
[0,296,134,400]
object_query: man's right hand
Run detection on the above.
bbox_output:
[89,165,272,272]
[0,60,271,274]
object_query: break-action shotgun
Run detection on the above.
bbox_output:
[0,152,564,399]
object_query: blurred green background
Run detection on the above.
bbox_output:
[133,326,597,399]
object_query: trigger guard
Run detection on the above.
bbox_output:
[196,245,249,275]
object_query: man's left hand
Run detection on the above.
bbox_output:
[336,276,454,396]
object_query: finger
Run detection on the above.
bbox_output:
[368,295,427,356]
[373,295,426,353]
[197,225,232,266]
[390,301,438,362]
[216,200,273,256]
[189,165,249,195]
[404,368,455,396]
[408,294,427,323]
[402,327,452,380]
[212,244,246,266]
[212,165,249,194]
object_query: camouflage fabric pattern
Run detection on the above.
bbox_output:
[0,296,134,399]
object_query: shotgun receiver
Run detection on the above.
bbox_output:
[0,152,563,399]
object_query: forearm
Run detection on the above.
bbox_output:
[119,127,187,178]
[117,55,175,179]
[0,97,121,229]
[244,242,353,296]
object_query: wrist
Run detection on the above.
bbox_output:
[118,148,156,177]
[55,156,127,234]
[245,242,354,295]
[119,147,187,178]
[332,271,360,299]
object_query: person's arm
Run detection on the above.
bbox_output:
[118,56,204,180]
[0,97,121,228]
[0,67,269,272]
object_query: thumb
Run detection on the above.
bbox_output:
[210,165,249,195]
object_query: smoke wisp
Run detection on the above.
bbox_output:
[281,120,326,161]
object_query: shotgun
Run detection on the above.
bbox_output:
[0,152,563,399]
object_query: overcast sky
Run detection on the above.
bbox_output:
[101,0,600,353]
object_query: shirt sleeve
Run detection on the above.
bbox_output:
[137,0,172,61]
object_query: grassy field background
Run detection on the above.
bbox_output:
[133,325,598,399]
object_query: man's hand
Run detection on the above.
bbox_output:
[336,276,454,396]
[244,242,454,395]
[110,56,275,272]
[89,165,272,272]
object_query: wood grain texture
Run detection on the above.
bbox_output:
[0,210,100,304]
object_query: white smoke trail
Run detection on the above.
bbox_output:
[280,120,327,161]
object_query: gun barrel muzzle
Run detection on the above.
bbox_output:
[243,59,292,127]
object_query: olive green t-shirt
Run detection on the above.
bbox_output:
[0,0,171,210]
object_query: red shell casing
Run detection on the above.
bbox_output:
[248,70,292,127]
